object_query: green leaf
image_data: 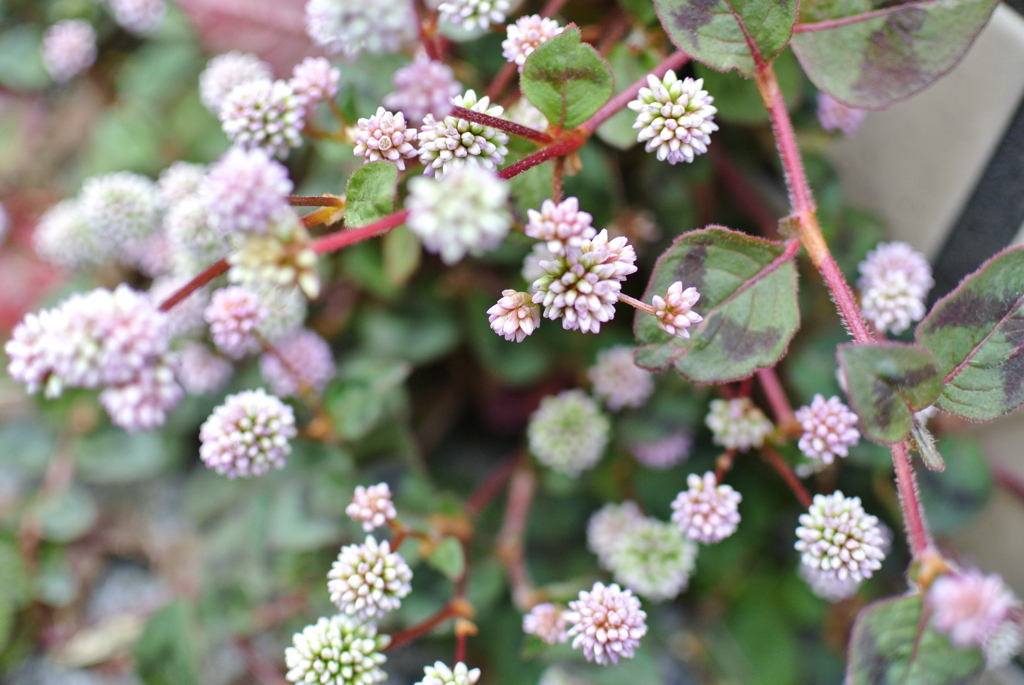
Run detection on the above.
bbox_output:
[694,49,803,124]
[0,27,48,90]
[325,357,412,441]
[846,595,984,684]
[76,429,173,484]
[425,536,465,581]
[135,601,200,685]
[917,435,991,534]
[345,162,398,228]
[521,25,614,130]
[634,227,800,384]
[268,482,342,552]
[654,0,796,76]
[36,485,98,543]
[382,225,421,287]
[837,342,942,444]
[917,246,1024,421]
[791,0,997,109]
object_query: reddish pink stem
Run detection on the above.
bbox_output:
[310,211,409,254]
[499,135,585,179]
[158,259,228,312]
[892,442,930,556]
[762,444,813,508]
[757,367,797,428]
[451,106,552,143]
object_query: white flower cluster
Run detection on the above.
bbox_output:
[587,346,654,411]
[795,491,887,584]
[565,582,648,665]
[705,398,774,451]
[607,517,698,602]
[219,79,306,159]
[652,281,703,339]
[671,471,742,544]
[284,615,389,685]
[487,290,541,342]
[628,71,718,164]
[415,661,481,685]
[306,0,417,58]
[523,603,568,645]
[438,0,511,30]
[928,569,1022,662]
[41,20,97,82]
[502,15,563,71]
[199,389,297,478]
[354,107,419,170]
[418,90,509,178]
[328,536,413,620]
[857,241,933,335]
[795,394,860,464]
[346,483,397,532]
[527,390,611,476]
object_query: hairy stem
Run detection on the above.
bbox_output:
[311,211,409,254]
[757,367,797,431]
[499,134,586,179]
[288,195,344,207]
[497,464,538,611]
[452,106,553,144]
[891,441,931,556]
[158,259,229,312]
[754,65,872,345]
[385,603,459,652]
[762,444,812,508]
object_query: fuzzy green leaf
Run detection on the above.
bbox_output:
[521,25,614,130]
[837,343,942,444]
[847,595,984,684]
[634,227,799,384]
[917,246,1024,421]
[654,0,797,76]
[136,601,200,685]
[791,0,997,109]
[345,162,398,228]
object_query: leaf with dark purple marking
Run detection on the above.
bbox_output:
[917,245,1024,422]
[634,227,799,384]
[847,595,984,685]
[521,25,614,130]
[837,342,942,445]
[791,0,997,109]
[654,0,797,76]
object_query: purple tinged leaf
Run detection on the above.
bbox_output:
[837,342,942,445]
[791,0,997,109]
[654,0,797,76]
[847,594,984,684]
[917,245,1024,422]
[634,226,799,384]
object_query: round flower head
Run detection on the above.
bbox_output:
[565,582,647,665]
[175,342,232,396]
[79,172,161,247]
[254,285,308,343]
[383,54,462,123]
[487,290,540,342]
[10,285,174,398]
[219,79,306,159]
[99,358,183,432]
[523,603,568,645]
[353,107,419,170]
[415,662,481,685]
[438,0,511,29]
[817,92,867,137]
[305,0,417,58]
[199,389,297,478]
[795,394,860,464]
[502,15,563,71]
[418,90,509,178]
[107,0,166,34]
[42,20,97,83]
[705,397,774,451]
[406,167,511,265]
[795,491,887,583]
[652,281,702,339]
[628,71,718,164]
[284,614,389,685]
[201,147,293,237]
[587,500,644,567]
[525,197,596,256]
[531,230,638,334]
[929,570,1019,649]
[857,241,933,335]
[328,536,413,620]
[587,345,654,411]
[527,390,610,476]
[631,431,692,470]
[165,197,232,271]
[346,483,397,532]
[199,51,272,112]
[671,471,742,544]
[608,517,698,602]
[205,286,267,359]
[158,162,206,207]
[289,56,341,107]
[799,563,862,603]
[34,199,105,268]
[259,328,336,397]
[227,212,321,299]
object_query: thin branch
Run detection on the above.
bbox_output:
[288,195,344,207]
[580,51,690,134]
[497,464,538,611]
[757,367,798,430]
[451,106,553,144]
[499,134,585,179]
[385,603,459,652]
[158,259,228,312]
[310,211,409,254]
[762,444,812,508]
[891,441,931,557]
[464,451,523,519]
